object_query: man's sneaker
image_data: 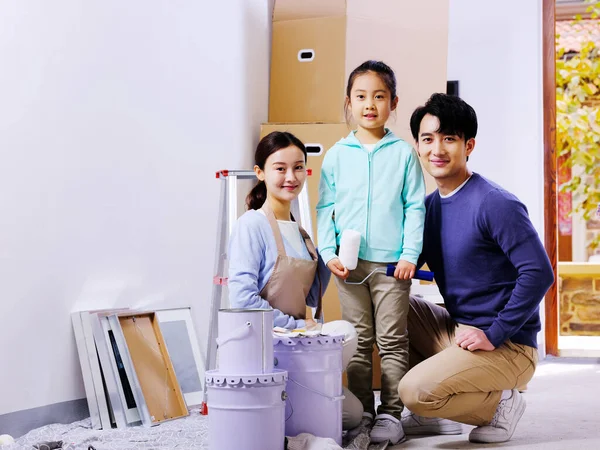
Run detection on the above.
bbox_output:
[369,414,406,445]
[469,389,526,444]
[401,410,464,435]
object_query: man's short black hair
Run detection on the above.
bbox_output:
[410,93,478,142]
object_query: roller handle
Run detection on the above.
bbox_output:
[385,264,434,282]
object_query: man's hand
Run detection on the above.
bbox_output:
[327,258,350,280]
[394,260,416,280]
[455,327,495,352]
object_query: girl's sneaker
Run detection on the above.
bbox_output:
[346,412,373,441]
[369,414,406,445]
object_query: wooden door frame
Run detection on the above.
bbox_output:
[543,0,558,356]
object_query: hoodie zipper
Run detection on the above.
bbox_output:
[365,149,374,249]
[355,132,389,250]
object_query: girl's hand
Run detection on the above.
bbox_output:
[327,258,350,280]
[304,318,322,331]
[394,260,416,280]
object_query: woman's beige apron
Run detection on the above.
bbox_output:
[259,202,322,320]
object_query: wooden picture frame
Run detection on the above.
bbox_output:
[156,307,205,407]
[108,312,188,426]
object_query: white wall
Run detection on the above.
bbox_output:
[0,0,271,416]
[448,0,544,234]
[447,0,546,352]
[0,0,547,418]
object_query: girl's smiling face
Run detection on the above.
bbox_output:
[347,71,398,132]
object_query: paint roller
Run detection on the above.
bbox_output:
[338,229,434,284]
[0,435,15,446]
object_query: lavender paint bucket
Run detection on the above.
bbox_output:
[274,335,344,445]
[217,308,274,374]
[206,369,287,450]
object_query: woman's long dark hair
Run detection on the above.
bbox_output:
[246,131,307,210]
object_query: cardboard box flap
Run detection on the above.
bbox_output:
[273,0,346,21]
[347,0,448,24]
[346,0,402,21]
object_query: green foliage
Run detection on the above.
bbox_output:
[557,0,600,250]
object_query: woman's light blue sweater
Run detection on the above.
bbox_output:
[228,209,331,329]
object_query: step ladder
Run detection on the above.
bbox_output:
[201,169,314,414]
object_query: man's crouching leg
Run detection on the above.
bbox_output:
[398,365,464,436]
[399,340,536,443]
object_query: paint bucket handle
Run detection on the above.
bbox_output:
[288,377,345,402]
[216,321,252,347]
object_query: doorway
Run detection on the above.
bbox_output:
[546,0,600,356]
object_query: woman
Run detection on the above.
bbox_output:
[228,131,363,431]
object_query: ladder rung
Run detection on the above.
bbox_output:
[213,276,228,286]
[216,169,312,179]
[215,169,256,179]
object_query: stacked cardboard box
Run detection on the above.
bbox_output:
[261,0,449,388]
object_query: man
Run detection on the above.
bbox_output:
[398,93,554,444]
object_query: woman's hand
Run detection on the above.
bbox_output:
[394,260,416,280]
[327,258,350,280]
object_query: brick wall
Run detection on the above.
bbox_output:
[560,274,600,335]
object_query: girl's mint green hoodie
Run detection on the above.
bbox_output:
[316,129,426,266]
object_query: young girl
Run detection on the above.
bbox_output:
[317,60,426,444]
[228,131,363,431]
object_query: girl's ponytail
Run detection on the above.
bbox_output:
[246,180,267,210]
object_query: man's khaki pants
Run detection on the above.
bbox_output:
[398,295,538,426]
[335,259,411,420]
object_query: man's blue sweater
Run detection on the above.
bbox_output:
[421,173,554,349]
